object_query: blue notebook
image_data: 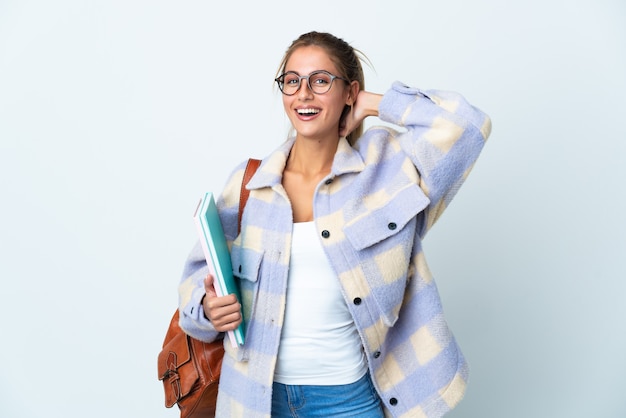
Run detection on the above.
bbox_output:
[193,192,245,347]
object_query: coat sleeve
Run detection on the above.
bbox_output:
[177,161,248,342]
[378,81,492,235]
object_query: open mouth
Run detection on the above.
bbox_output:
[296,108,320,115]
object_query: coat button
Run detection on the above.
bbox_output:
[325,178,333,185]
[388,222,397,230]
[389,398,398,406]
[321,230,330,238]
[238,265,242,273]
[353,297,362,305]
[373,351,381,358]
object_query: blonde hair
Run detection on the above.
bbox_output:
[276,31,371,145]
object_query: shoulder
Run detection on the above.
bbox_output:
[353,124,407,163]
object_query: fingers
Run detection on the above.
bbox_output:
[202,274,243,332]
[339,106,355,137]
[343,91,382,137]
[205,295,242,331]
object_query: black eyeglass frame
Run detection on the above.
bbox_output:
[274,70,348,96]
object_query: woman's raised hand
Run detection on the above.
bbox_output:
[339,90,383,138]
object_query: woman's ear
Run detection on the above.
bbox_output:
[346,80,360,105]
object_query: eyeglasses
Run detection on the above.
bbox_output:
[275,70,347,96]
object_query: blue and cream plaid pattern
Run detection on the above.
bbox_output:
[178,82,491,417]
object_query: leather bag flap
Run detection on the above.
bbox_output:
[158,311,197,407]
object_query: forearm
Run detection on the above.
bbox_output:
[378,82,491,231]
[355,90,382,119]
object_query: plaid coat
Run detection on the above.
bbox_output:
[178,82,492,417]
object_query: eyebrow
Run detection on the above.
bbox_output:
[282,69,330,75]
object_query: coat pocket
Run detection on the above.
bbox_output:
[230,245,263,283]
[343,184,430,327]
[343,184,429,251]
[229,244,264,360]
[230,244,263,321]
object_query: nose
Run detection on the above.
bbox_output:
[296,76,313,98]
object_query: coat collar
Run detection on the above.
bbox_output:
[246,137,366,190]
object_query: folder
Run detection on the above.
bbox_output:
[193,192,245,347]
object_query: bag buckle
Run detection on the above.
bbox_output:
[161,351,183,401]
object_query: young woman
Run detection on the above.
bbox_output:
[178,31,492,418]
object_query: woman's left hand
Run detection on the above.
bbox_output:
[339,90,383,138]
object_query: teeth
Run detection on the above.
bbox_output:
[297,108,319,115]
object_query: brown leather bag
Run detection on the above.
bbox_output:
[158,310,224,417]
[158,158,261,418]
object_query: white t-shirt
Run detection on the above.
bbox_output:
[273,221,368,385]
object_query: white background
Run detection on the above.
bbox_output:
[1,1,625,417]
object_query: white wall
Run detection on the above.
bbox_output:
[1,1,624,417]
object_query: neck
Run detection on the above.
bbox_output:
[287,137,338,176]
